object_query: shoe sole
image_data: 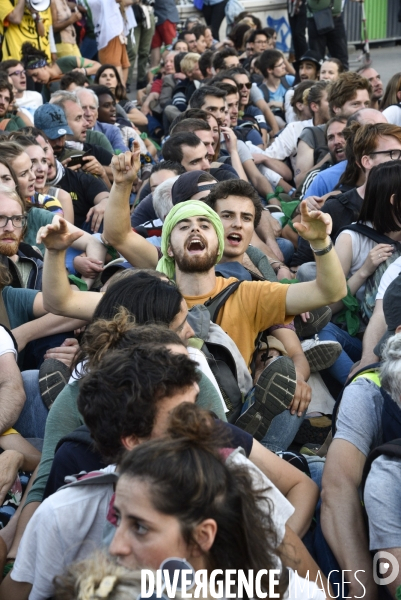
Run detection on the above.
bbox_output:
[294,306,332,338]
[39,358,71,410]
[235,356,296,441]
[295,419,332,445]
[304,342,342,372]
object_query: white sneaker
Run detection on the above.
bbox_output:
[301,335,342,372]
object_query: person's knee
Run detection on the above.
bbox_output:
[297,261,317,282]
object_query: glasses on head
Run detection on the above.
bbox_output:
[237,82,252,90]
[369,149,401,161]
[9,70,25,77]
[0,215,27,228]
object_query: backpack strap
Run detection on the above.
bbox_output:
[361,438,401,498]
[280,75,291,91]
[259,82,270,103]
[331,363,381,436]
[204,281,242,323]
[337,223,401,249]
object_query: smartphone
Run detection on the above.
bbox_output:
[67,149,91,168]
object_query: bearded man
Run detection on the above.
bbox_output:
[0,189,43,290]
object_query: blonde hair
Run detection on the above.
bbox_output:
[180,52,201,75]
[53,552,148,600]
[0,185,26,213]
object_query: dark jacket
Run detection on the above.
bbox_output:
[0,242,43,290]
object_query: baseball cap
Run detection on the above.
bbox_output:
[171,171,217,205]
[33,104,73,140]
[296,50,323,68]
[374,272,401,357]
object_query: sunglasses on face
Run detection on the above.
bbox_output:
[237,82,252,90]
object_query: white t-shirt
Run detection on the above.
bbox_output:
[0,326,17,360]
[86,0,136,49]
[264,119,313,170]
[376,256,401,300]
[15,91,43,119]
[382,105,401,127]
[336,222,376,302]
[11,465,116,600]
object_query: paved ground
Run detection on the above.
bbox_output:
[347,43,401,87]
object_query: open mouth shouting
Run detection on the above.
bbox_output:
[227,232,242,247]
[186,236,206,253]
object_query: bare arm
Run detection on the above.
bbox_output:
[254,98,280,136]
[103,148,159,268]
[55,188,74,223]
[5,0,25,24]
[249,439,318,537]
[253,153,293,181]
[243,159,273,197]
[285,201,347,315]
[85,191,109,234]
[294,141,317,187]
[348,300,385,379]
[220,127,248,181]
[321,439,378,599]
[75,57,101,76]
[12,312,87,352]
[50,1,82,31]
[0,354,25,436]
[37,218,102,320]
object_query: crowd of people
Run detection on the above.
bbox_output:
[0,0,400,598]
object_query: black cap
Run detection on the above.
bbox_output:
[374,272,401,357]
[171,171,216,205]
[296,50,323,68]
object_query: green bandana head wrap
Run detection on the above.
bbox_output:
[156,200,225,279]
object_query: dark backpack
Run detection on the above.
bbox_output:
[361,438,401,498]
[259,78,291,103]
[188,282,254,423]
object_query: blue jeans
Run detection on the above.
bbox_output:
[277,237,294,265]
[241,387,305,453]
[15,371,49,439]
[317,323,362,385]
[302,457,347,598]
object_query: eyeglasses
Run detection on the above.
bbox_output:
[237,82,252,90]
[0,215,27,228]
[369,149,401,161]
[274,61,285,69]
[8,70,25,77]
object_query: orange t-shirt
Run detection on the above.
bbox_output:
[184,277,292,368]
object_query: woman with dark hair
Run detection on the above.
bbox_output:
[20,42,100,102]
[333,160,401,323]
[94,65,148,128]
[381,72,401,125]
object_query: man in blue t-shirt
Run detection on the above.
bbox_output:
[258,49,295,126]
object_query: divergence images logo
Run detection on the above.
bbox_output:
[373,551,400,586]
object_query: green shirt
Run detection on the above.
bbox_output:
[2,286,38,329]
[86,129,114,154]
[307,0,342,17]
[1,113,26,131]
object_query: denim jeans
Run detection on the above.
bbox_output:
[318,323,362,385]
[241,387,305,453]
[302,457,347,598]
[277,237,295,266]
[15,370,49,439]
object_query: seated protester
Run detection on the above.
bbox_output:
[132,161,185,226]
[319,58,344,82]
[20,42,100,103]
[0,141,63,216]
[331,161,401,326]
[219,82,264,148]
[293,122,401,269]
[225,66,271,144]
[140,52,181,125]
[297,50,321,83]
[0,61,43,121]
[29,116,110,233]
[169,52,203,115]
[212,47,240,73]
[94,64,148,129]
[0,81,26,132]
[107,406,328,597]
[247,28,270,55]
[178,29,198,52]
[89,85,153,159]
[257,49,295,127]
[298,116,347,199]
[357,66,383,111]
[253,80,327,176]
[191,23,208,54]
[303,108,387,199]
[59,71,88,92]
[198,49,214,80]
[381,71,401,127]
[321,290,401,599]
[7,135,74,222]
[294,81,332,187]
[189,87,276,197]
[49,92,113,189]
[173,39,189,52]
[75,87,128,154]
